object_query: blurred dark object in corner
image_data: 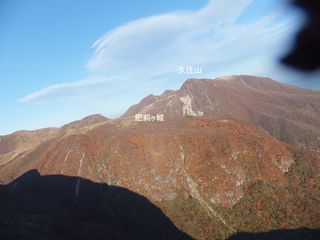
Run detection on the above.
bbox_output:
[282,0,320,71]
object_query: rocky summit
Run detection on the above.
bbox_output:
[123,75,320,150]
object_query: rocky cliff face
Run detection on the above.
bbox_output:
[123,75,320,150]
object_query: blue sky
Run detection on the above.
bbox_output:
[0,0,318,134]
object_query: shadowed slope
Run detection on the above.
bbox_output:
[228,227,320,240]
[0,169,193,240]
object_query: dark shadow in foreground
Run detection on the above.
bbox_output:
[0,169,193,240]
[228,227,320,240]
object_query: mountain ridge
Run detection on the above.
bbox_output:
[122,75,320,150]
[1,75,320,239]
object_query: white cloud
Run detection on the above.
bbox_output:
[87,0,256,76]
[86,0,296,81]
[20,0,299,103]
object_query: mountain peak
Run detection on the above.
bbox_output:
[180,78,207,90]
[62,114,108,130]
[215,75,238,81]
[122,75,320,149]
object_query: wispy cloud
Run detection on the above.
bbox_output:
[86,0,296,80]
[20,0,298,104]
[87,0,256,77]
[18,77,118,103]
